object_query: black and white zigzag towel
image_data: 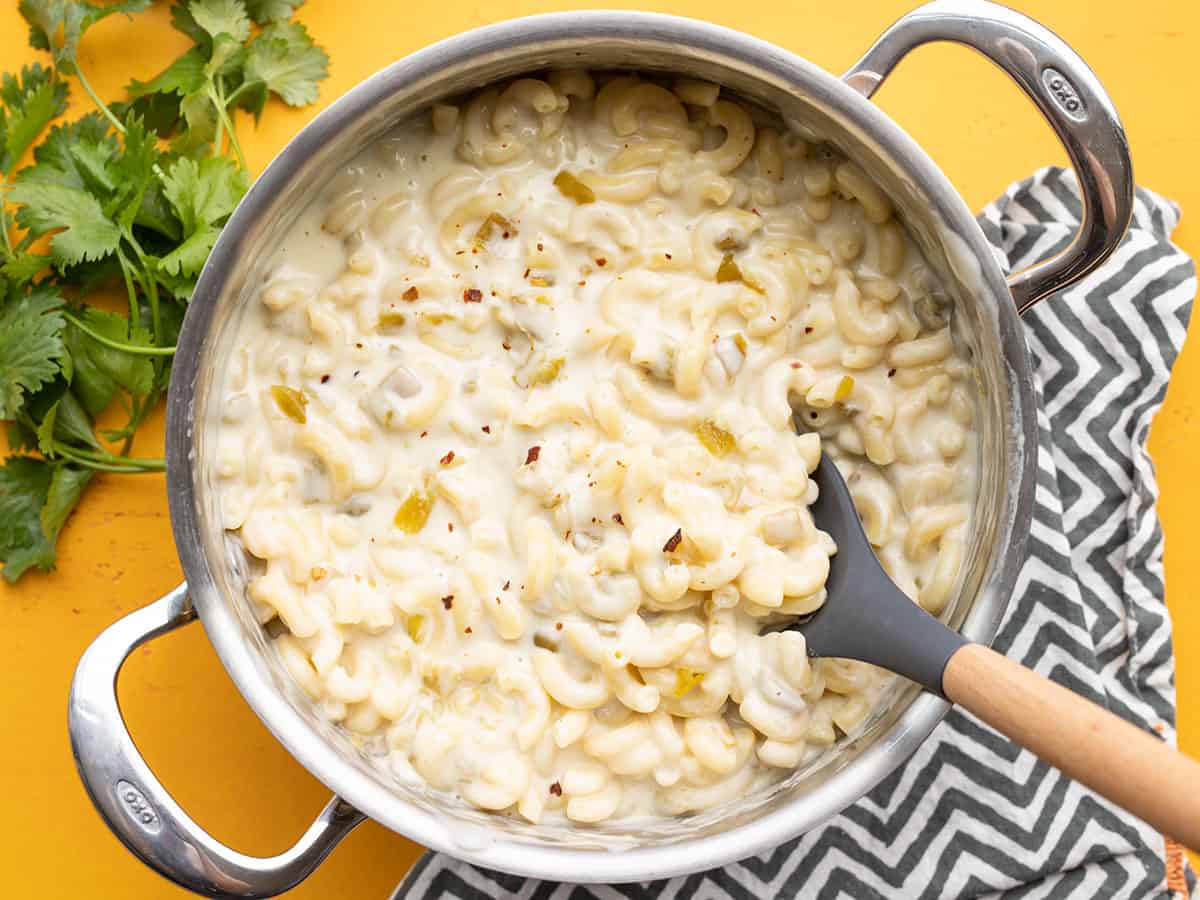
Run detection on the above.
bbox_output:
[394,168,1197,900]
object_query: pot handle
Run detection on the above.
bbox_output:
[842,0,1134,314]
[68,584,365,898]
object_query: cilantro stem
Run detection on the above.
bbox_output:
[122,231,161,344]
[62,312,175,356]
[208,83,247,171]
[74,66,126,136]
[118,385,163,458]
[212,93,226,160]
[120,393,143,457]
[224,83,249,106]
[116,248,140,332]
[0,174,12,257]
[53,442,165,473]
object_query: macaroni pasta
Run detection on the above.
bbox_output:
[217,71,976,823]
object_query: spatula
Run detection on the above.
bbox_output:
[795,452,1200,851]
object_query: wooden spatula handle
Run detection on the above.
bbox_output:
[943,643,1200,851]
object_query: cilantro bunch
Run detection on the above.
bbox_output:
[0,0,328,581]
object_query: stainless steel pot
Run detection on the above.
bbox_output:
[68,2,1133,895]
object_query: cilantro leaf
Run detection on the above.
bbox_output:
[20,0,152,74]
[0,455,56,580]
[189,0,251,44]
[115,91,184,139]
[127,47,207,103]
[212,34,249,82]
[0,253,50,286]
[158,155,247,278]
[6,421,38,453]
[64,309,155,415]
[174,91,219,156]
[110,114,160,229]
[132,179,181,241]
[0,63,68,175]
[5,112,157,268]
[69,139,118,193]
[37,388,100,453]
[15,114,115,193]
[170,1,209,45]
[0,455,93,581]
[42,464,92,542]
[159,226,219,280]
[244,0,304,24]
[242,21,329,108]
[122,2,328,159]
[0,286,65,420]
[9,180,122,267]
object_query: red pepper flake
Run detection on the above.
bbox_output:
[577,280,586,287]
[804,326,814,334]
[664,253,672,260]
[463,288,482,303]
[482,425,491,433]
[549,781,563,797]
[887,368,897,378]
[355,342,364,349]
[596,258,607,267]
[537,243,544,251]
[502,580,511,591]
[448,522,454,532]
[525,446,541,465]
[790,362,802,369]
[564,529,572,542]
[441,595,454,610]
[402,286,419,301]
[662,528,683,553]
[465,626,473,634]
[523,268,531,279]
[502,340,512,351]
[440,450,455,465]
[320,374,331,384]
[420,431,428,438]
[555,622,563,631]
[612,513,624,525]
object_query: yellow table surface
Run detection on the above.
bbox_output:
[1,1,1196,896]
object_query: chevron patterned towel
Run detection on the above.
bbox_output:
[394,168,1197,900]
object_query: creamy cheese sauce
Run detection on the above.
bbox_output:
[215,72,976,823]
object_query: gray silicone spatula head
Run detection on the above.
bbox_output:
[792,453,965,696]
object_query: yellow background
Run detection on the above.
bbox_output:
[0,1,1196,896]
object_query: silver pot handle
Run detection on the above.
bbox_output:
[68,585,365,898]
[842,0,1134,314]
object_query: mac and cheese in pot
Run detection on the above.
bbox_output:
[216,71,976,824]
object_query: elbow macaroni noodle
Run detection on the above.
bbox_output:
[217,71,977,824]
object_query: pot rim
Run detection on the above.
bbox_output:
[166,10,1036,883]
